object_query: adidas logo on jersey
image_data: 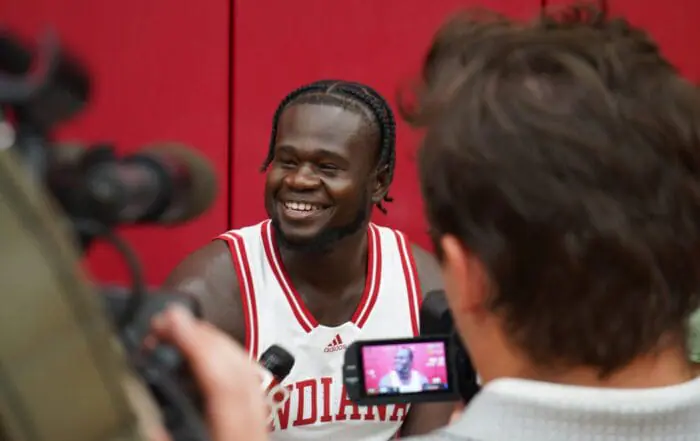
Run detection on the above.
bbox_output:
[324,334,347,353]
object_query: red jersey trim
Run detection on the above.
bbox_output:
[352,223,383,328]
[394,231,421,336]
[260,220,315,332]
[218,231,260,359]
[260,220,382,332]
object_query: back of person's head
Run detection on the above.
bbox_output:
[402,3,700,379]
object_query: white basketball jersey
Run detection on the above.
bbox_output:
[385,371,425,393]
[218,220,422,441]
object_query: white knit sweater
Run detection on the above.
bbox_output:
[406,377,700,441]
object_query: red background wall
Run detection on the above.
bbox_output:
[2,0,699,286]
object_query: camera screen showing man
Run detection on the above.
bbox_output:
[379,348,428,393]
[361,343,449,395]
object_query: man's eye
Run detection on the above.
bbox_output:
[276,158,296,168]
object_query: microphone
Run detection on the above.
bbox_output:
[260,344,295,392]
[420,290,481,401]
[47,142,218,227]
[258,345,295,425]
[420,289,454,335]
[0,29,90,126]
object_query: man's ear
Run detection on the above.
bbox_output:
[371,165,391,203]
[440,235,488,315]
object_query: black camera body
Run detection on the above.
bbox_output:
[342,290,481,406]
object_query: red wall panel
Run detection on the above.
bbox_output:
[544,0,700,80]
[231,0,538,251]
[609,0,700,80]
[1,0,231,285]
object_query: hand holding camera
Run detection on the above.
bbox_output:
[148,305,268,441]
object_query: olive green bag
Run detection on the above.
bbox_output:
[0,148,147,441]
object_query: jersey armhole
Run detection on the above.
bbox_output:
[393,231,422,337]
[405,241,423,309]
[216,232,259,360]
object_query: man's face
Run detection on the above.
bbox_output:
[264,103,378,253]
[394,348,413,373]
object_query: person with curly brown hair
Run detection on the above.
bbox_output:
[397,3,700,440]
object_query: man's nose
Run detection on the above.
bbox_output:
[284,163,320,190]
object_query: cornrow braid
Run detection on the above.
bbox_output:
[260,79,397,213]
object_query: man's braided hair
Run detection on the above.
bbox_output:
[261,80,397,213]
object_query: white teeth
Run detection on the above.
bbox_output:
[284,201,322,212]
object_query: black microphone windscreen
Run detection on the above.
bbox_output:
[259,345,295,380]
[137,142,217,224]
[420,289,453,335]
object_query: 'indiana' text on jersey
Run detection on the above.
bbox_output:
[267,375,409,430]
[218,220,422,441]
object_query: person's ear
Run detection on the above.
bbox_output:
[371,165,391,203]
[439,235,488,314]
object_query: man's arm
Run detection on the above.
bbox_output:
[400,244,459,437]
[162,240,246,343]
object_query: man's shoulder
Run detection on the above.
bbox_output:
[367,223,433,258]
[163,228,254,341]
[368,223,443,295]
[217,219,270,241]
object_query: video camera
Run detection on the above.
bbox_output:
[342,290,481,407]
[0,29,217,441]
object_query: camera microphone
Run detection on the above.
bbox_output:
[420,289,453,335]
[420,290,481,402]
[47,141,217,229]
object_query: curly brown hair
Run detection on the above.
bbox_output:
[403,2,700,376]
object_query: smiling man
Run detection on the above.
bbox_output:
[163,80,454,440]
[379,348,429,393]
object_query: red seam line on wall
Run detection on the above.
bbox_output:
[226,0,236,230]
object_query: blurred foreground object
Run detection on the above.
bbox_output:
[0,147,145,441]
[0,28,218,441]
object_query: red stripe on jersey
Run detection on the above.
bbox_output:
[405,236,423,311]
[353,224,383,328]
[218,232,260,359]
[261,221,316,332]
[261,220,383,331]
[394,231,421,336]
